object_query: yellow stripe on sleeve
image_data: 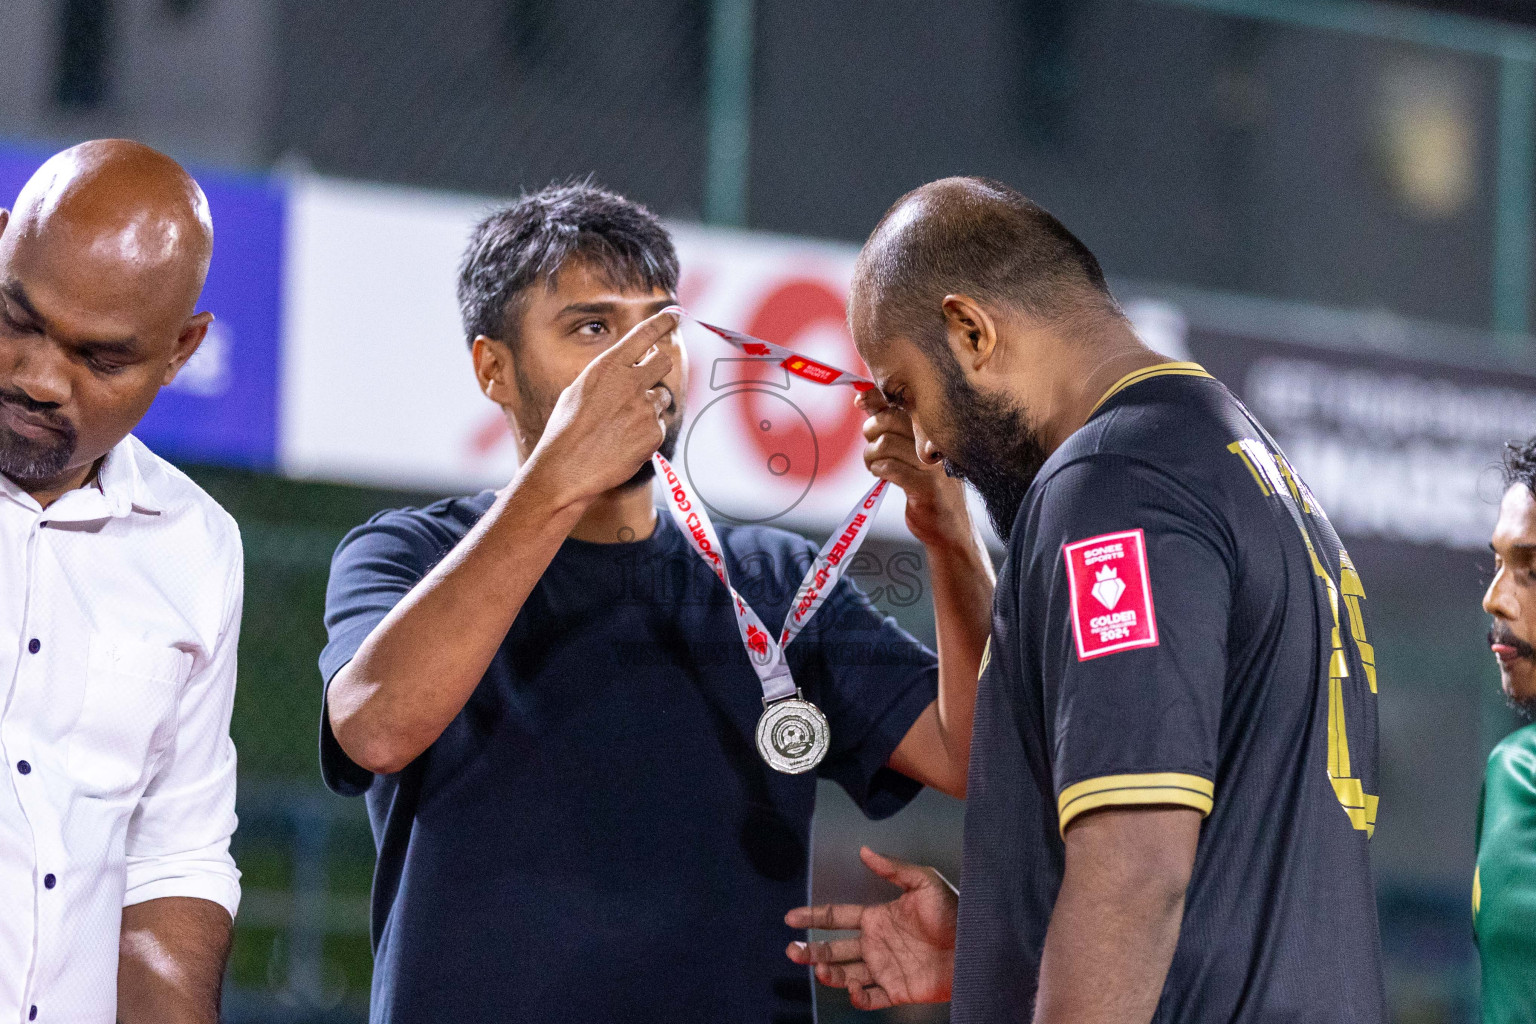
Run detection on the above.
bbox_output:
[1056,772,1215,835]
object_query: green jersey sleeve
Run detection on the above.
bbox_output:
[1475,723,1536,1024]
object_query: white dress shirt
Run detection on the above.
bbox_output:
[0,435,243,1024]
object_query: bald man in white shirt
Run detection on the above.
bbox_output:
[0,141,242,1024]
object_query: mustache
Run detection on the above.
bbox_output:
[0,387,74,433]
[1490,623,1536,660]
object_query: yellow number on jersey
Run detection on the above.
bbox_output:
[1228,441,1379,837]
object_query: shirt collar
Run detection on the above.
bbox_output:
[1087,361,1213,419]
[0,435,163,522]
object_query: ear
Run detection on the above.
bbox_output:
[941,294,999,372]
[0,209,9,238]
[472,334,518,406]
[162,312,214,386]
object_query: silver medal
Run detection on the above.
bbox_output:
[756,696,830,774]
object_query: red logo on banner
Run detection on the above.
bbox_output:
[1063,529,1159,661]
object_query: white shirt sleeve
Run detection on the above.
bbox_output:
[121,536,243,917]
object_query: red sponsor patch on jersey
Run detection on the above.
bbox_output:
[1063,528,1159,660]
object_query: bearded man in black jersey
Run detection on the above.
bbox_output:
[786,177,1387,1024]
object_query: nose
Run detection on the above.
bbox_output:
[911,419,943,466]
[1486,566,1518,622]
[9,340,71,407]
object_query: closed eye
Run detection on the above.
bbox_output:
[84,354,130,375]
[0,305,37,337]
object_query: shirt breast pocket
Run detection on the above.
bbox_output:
[68,636,192,797]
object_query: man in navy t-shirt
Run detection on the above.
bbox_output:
[318,183,996,1022]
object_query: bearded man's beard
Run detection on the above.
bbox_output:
[929,354,1050,544]
[0,389,78,486]
[515,366,681,489]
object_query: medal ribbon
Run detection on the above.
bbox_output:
[653,306,889,704]
[663,305,876,391]
[653,454,889,705]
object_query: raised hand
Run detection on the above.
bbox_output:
[785,847,958,1010]
[525,308,678,503]
[857,389,973,549]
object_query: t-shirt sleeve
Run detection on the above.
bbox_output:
[1035,454,1234,836]
[318,512,439,796]
[795,548,939,820]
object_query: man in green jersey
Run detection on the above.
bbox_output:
[1477,435,1536,1022]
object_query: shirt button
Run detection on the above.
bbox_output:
[16,761,29,775]
[27,638,39,654]
[43,874,55,889]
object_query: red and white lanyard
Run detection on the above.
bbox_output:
[652,457,888,705]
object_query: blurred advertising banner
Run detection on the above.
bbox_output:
[1203,339,1530,550]
[279,176,508,490]
[269,173,1536,550]
[1124,294,1534,552]
[279,175,922,536]
[0,144,284,468]
[8,137,1529,550]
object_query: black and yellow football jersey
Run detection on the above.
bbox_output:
[952,364,1386,1023]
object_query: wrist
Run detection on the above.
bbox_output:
[509,452,597,524]
[905,496,975,552]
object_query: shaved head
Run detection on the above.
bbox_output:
[0,139,215,504]
[850,176,1116,359]
[848,178,1149,541]
[9,139,213,313]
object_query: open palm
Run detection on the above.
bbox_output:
[785,847,958,1010]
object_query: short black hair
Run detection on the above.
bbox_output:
[1504,435,1536,496]
[852,176,1117,358]
[457,181,679,349]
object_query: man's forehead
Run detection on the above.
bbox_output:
[539,260,670,304]
[857,329,917,386]
[1493,485,1536,547]
[7,210,175,305]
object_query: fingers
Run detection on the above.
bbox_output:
[849,982,894,1011]
[632,340,675,388]
[860,846,933,891]
[866,457,935,497]
[785,937,862,965]
[785,903,865,930]
[864,432,928,473]
[788,944,891,1011]
[646,384,674,418]
[861,408,913,444]
[855,387,888,415]
[817,961,874,990]
[609,309,680,365]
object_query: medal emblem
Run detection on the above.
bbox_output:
[756,696,830,774]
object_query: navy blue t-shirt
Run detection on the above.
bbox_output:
[318,493,938,1023]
